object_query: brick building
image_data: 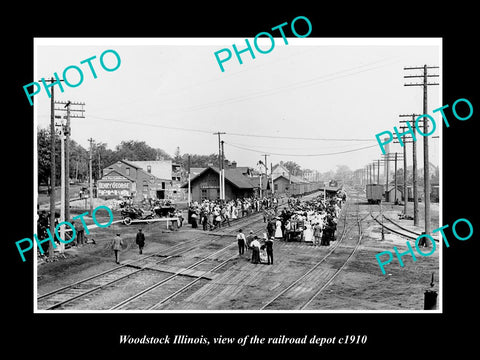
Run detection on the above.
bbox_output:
[97,159,185,202]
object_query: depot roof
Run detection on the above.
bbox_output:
[181,166,256,189]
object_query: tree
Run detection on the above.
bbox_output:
[173,146,182,165]
[280,160,301,176]
[37,127,52,187]
[181,153,221,168]
[115,140,162,161]
[335,165,353,182]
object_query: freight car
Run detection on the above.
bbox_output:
[366,184,384,204]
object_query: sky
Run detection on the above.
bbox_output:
[34,38,441,174]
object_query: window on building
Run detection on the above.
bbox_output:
[201,189,208,200]
[147,165,151,173]
[274,184,278,191]
[126,167,130,176]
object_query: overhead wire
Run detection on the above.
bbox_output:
[225,141,379,157]
[87,114,375,142]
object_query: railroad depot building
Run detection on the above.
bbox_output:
[182,166,259,202]
[97,159,184,202]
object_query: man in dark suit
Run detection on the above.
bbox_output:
[136,228,145,254]
[265,237,274,265]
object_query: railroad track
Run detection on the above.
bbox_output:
[37,193,308,311]
[37,213,265,310]
[259,195,366,311]
[108,199,304,310]
[368,204,438,242]
[37,191,326,311]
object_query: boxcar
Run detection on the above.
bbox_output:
[366,184,384,204]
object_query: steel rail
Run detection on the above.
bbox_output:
[259,200,356,310]
[299,214,364,310]
[146,227,269,310]
[37,217,263,310]
[109,241,239,310]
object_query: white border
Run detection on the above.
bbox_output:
[33,37,442,314]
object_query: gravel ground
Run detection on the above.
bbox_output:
[36,192,440,311]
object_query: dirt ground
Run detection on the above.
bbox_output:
[36,194,440,311]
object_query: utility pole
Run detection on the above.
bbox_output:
[88,138,94,213]
[399,114,421,225]
[270,162,274,196]
[213,132,226,200]
[59,117,66,253]
[404,65,439,235]
[394,152,398,203]
[221,140,225,200]
[261,154,269,196]
[65,103,70,224]
[379,153,404,202]
[395,127,409,216]
[54,101,85,221]
[187,155,191,205]
[377,159,380,184]
[40,77,63,258]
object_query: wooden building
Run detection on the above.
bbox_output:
[182,166,257,202]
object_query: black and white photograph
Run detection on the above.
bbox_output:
[7,5,478,356]
[33,38,441,312]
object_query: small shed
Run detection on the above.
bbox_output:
[386,186,403,203]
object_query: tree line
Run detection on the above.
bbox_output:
[37,128,226,188]
[41,128,402,189]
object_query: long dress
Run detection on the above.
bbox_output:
[304,223,313,242]
[274,220,283,238]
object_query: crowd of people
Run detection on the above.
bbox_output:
[187,196,280,231]
[237,190,347,266]
[275,193,344,246]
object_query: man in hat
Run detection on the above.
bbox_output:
[236,229,246,255]
[265,236,274,265]
[246,230,255,249]
[135,228,145,254]
[250,236,261,264]
[111,233,124,264]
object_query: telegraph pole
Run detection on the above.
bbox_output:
[213,132,226,200]
[187,155,191,205]
[221,140,225,200]
[377,159,380,184]
[399,114,421,225]
[394,152,398,203]
[88,138,94,213]
[395,127,409,216]
[404,65,439,235]
[40,77,63,258]
[59,118,66,253]
[54,100,85,221]
[261,154,269,196]
[379,153,404,202]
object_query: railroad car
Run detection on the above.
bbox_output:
[366,184,384,204]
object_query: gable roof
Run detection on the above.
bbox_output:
[99,169,135,182]
[271,164,291,176]
[119,159,142,169]
[181,166,254,189]
[272,173,308,184]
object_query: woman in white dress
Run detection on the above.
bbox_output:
[274,218,283,239]
[303,221,313,242]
